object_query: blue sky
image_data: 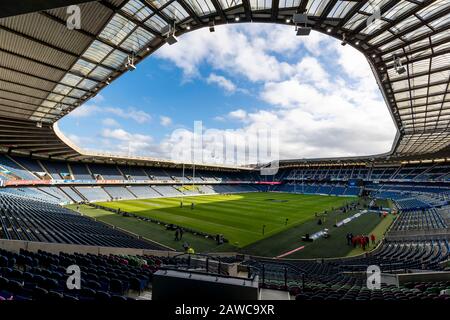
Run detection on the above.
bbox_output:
[58,24,397,164]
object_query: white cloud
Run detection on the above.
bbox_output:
[160,115,172,127]
[66,25,397,162]
[156,24,297,82]
[102,118,120,127]
[67,104,151,124]
[228,109,247,121]
[206,73,237,93]
[68,104,99,118]
[101,128,154,155]
[104,107,151,124]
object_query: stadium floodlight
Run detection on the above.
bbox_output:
[296,27,311,36]
[125,54,136,71]
[165,23,178,45]
[293,13,308,24]
[393,55,406,75]
[209,21,215,32]
[293,13,311,36]
[341,33,347,46]
[166,34,178,45]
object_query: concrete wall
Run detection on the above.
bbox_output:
[396,271,450,285]
[0,239,176,257]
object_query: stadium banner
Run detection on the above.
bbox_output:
[254,181,282,185]
[2,178,257,187]
[4,179,52,186]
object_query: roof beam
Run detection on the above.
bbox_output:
[368,7,450,52]
[318,0,338,23]
[0,64,90,95]
[177,0,203,26]
[348,0,398,37]
[366,0,435,43]
[210,0,227,22]
[242,0,252,21]
[0,0,96,18]
[271,0,280,21]
[140,0,175,26]
[297,0,309,14]
[0,25,115,72]
[335,0,367,29]
[39,11,133,56]
[0,105,56,121]
[99,0,166,39]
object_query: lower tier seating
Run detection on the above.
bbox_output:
[0,192,163,250]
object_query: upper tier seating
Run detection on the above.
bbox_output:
[118,166,149,180]
[0,155,37,181]
[11,157,45,177]
[41,161,71,180]
[0,192,160,249]
[69,163,92,180]
[143,168,170,180]
[89,164,124,180]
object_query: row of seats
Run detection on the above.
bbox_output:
[392,208,447,231]
[1,155,256,182]
[273,183,361,196]
[0,248,161,301]
[0,192,162,249]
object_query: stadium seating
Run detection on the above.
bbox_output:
[118,166,149,180]
[151,185,183,197]
[392,208,447,231]
[0,192,160,249]
[0,155,37,181]
[40,161,71,180]
[75,187,111,202]
[128,186,162,199]
[88,164,125,180]
[60,187,84,203]
[11,157,46,178]
[0,247,161,301]
[103,186,136,200]
[69,163,93,180]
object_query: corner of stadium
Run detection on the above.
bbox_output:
[0,0,449,314]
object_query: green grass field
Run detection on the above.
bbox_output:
[94,192,354,248]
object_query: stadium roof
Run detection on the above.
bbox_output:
[0,0,449,165]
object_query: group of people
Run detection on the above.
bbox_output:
[346,233,376,251]
[215,234,224,245]
[182,241,195,254]
[174,227,184,241]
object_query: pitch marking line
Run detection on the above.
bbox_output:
[275,245,306,259]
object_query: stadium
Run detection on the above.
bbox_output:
[0,0,449,308]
